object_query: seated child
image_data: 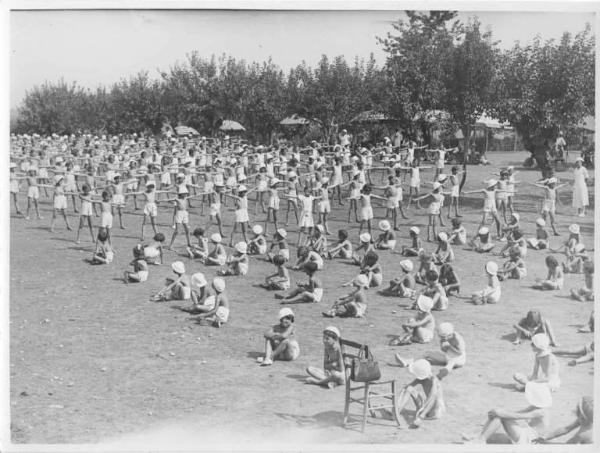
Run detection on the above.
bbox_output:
[500,228,527,259]
[415,251,436,285]
[293,245,324,270]
[358,251,383,287]
[401,226,423,256]
[432,232,454,265]
[327,229,353,259]
[527,218,549,250]
[218,242,249,276]
[439,263,460,295]
[257,307,300,366]
[260,254,290,290]
[352,232,374,265]
[123,244,149,283]
[322,274,368,318]
[143,232,165,265]
[389,295,435,345]
[513,333,561,392]
[191,277,230,327]
[91,227,114,264]
[497,245,527,281]
[396,322,466,379]
[395,359,446,428]
[173,272,209,313]
[570,260,594,301]
[448,218,467,245]
[538,396,593,444]
[532,255,564,290]
[469,226,495,253]
[499,212,521,242]
[554,342,594,367]
[382,259,416,297]
[375,220,397,250]
[513,310,558,346]
[203,233,227,266]
[308,225,328,256]
[248,224,267,255]
[415,269,448,311]
[563,243,589,274]
[151,261,192,302]
[187,227,209,260]
[471,261,501,304]
[266,228,290,263]
[462,381,552,444]
[276,261,323,304]
[305,326,345,388]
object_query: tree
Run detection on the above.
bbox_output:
[493,24,594,176]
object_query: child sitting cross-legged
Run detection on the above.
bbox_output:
[381,259,416,298]
[305,326,345,389]
[322,274,368,318]
[389,295,435,346]
[123,244,149,283]
[257,308,300,366]
[497,245,527,281]
[260,254,291,291]
[512,310,558,346]
[327,229,353,259]
[275,261,323,304]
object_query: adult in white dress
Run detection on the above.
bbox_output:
[572,157,589,217]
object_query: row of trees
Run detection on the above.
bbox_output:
[12,11,594,160]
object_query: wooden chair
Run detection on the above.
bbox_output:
[340,338,401,432]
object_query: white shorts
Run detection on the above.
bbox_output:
[268,197,280,210]
[257,180,268,191]
[161,173,171,185]
[214,306,230,323]
[359,206,373,221]
[300,212,314,228]
[133,270,149,282]
[101,211,113,228]
[10,180,19,193]
[54,195,67,210]
[27,186,40,199]
[209,203,221,217]
[38,168,48,178]
[312,288,323,302]
[175,210,189,224]
[144,246,160,259]
[235,209,249,223]
[144,202,158,217]
[113,194,125,206]
[318,200,331,213]
[542,200,556,214]
[81,201,93,216]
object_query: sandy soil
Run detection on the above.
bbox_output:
[9,151,595,445]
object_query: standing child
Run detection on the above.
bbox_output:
[305,326,345,388]
[10,163,23,215]
[75,184,95,244]
[463,179,506,238]
[412,182,447,241]
[446,165,463,218]
[24,169,43,220]
[531,177,568,235]
[226,184,255,246]
[257,308,300,366]
[47,176,72,232]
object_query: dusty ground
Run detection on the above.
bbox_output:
[9,151,595,446]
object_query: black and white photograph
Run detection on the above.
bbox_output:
[3,1,598,450]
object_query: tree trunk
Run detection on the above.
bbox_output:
[462,124,471,157]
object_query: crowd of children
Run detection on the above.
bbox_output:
[9,132,594,444]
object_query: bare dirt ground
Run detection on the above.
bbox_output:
[9,151,595,446]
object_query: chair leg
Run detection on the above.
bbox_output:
[362,383,369,432]
[392,381,401,426]
[343,380,351,426]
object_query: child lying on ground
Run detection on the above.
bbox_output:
[389,295,435,345]
[395,322,466,379]
[553,342,594,367]
[257,307,300,366]
[305,326,345,388]
[123,244,149,283]
[513,333,561,392]
[260,254,290,290]
[395,359,446,428]
[513,310,558,346]
[381,259,416,297]
[322,274,368,318]
[276,262,323,304]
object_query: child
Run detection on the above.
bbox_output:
[532,255,564,290]
[497,246,527,281]
[446,165,463,218]
[24,169,43,220]
[75,184,95,244]
[447,217,467,245]
[395,359,446,428]
[562,243,589,274]
[414,251,436,285]
[554,342,594,367]
[413,182,447,241]
[187,227,209,260]
[432,232,454,265]
[173,273,209,314]
[166,191,194,250]
[276,261,323,304]
[204,233,227,266]
[358,251,383,288]
[356,184,386,237]
[264,177,282,237]
[143,232,165,265]
[462,381,552,444]
[322,274,368,318]
[257,308,300,366]
[327,229,353,259]
[351,232,374,265]
[123,244,149,283]
[396,322,466,379]
[389,295,435,345]
[10,163,23,215]
[150,261,192,302]
[382,260,416,298]
[261,254,291,290]
[471,261,501,304]
[468,226,495,253]
[266,228,290,263]
[531,177,568,235]
[46,176,72,232]
[375,220,397,250]
[305,326,345,388]
[293,246,324,271]
[570,260,594,301]
[513,310,558,346]
[439,263,460,296]
[415,269,448,311]
[538,396,593,444]
[192,277,230,327]
[527,218,550,250]
[226,184,255,246]
[248,224,267,255]
[218,242,249,276]
[401,226,423,256]
[513,333,560,392]
[91,228,114,264]
[308,224,328,256]
[463,179,506,238]
[498,212,520,243]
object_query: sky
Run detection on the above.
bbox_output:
[9,8,596,107]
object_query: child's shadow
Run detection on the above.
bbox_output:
[286,374,307,382]
[500,333,516,343]
[275,410,343,428]
[246,351,263,360]
[488,382,518,391]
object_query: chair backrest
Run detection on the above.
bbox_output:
[339,338,369,371]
